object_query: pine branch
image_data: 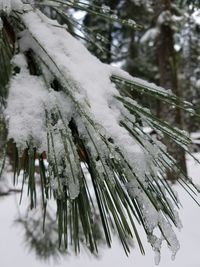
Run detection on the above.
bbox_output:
[0,0,199,263]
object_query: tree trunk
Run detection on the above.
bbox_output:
[154,0,187,181]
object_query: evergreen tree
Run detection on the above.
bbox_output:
[152,0,187,180]
[178,3,200,132]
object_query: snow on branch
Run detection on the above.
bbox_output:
[0,0,199,263]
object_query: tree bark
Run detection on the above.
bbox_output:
[154,0,187,181]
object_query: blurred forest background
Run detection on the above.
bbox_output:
[82,0,200,179]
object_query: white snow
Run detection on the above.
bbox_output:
[192,10,200,26]
[140,28,160,43]
[0,0,11,14]
[0,153,200,267]
[190,132,200,140]
[5,54,48,151]
[0,0,22,13]
[14,8,145,163]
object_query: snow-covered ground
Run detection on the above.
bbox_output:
[0,153,200,267]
